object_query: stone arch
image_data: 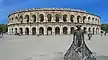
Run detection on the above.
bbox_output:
[55,27,60,35]
[70,15,74,22]
[25,27,29,35]
[32,15,36,22]
[39,14,44,22]
[12,28,13,34]
[55,14,60,22]
[92,18,94,23]
[39,27,44,35]
[70,27,74,34]
[20,16,23,23]
[83,27,87,33]
[47,14,52,22]
[32,27,36,35]
[83,16,86,23]
[93,28,95,35]
[15,28,17,34]
[25,15,29,23]
[88,27,91,32]
[47,27,52,35]
[19,27,23,35]
[95,18,97,24]
[15,16,18,22]
[63,14,67,22]
[77,16,81,23]
[88,17,91,23]
[63,27,68,34]
[96,28,98,34]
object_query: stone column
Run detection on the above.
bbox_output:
[68,26,70,35]
[36,25,39,35]
[74,16,77,23]
[23,27,25,35]
[51,14,55,22]
[60,14,63,22]
[44,26,47,35]
[52,26,55,35]
[60,25,63,35]
[44,14,47,22]
[67,15,70,22]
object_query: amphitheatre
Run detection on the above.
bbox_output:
[1,8,108,60]
[8,8,100,35]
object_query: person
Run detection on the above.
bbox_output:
[73,25,84,52]
[101,31,103,37]
[88,32,92,40]
[104,32,106,36]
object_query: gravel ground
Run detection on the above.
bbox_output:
[0,34,108,60]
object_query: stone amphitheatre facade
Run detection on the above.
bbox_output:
[8,8,101,35]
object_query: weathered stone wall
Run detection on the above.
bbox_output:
[8,8,101,35]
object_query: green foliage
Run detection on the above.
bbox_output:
[101,24,108,33]
[0,24,8,33]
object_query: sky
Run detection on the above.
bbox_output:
[0,0,107,24]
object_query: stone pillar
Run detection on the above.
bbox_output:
[67,15,70,22]
[44,14,47,22]
[52,26,55,35]
[36,26,39,35]
[68,26,70,35]
[23,27,25,35]
[51,14,55,22]
[44,26,47,35]
[60,14,63,22]
[36,13,40,22]
[74,16,77,23]
[29,25,32,35]
[60,26,63,35]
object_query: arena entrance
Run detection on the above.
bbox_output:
[93,28,95,35]
[88,28,91,32]
[39,27,44,35]
[83,27,87,34]
[32,27,36,35]
[70,27,74,34]
[19,28,23,35]
[47,27,52,35]
[55,27,60,35]
[15,28,17,35]
[25,28,29,35]
[63,27,67,34]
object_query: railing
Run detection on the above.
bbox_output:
[64,40,97,60]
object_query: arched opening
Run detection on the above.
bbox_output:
[63,14,67,22]
[12,28,13,34]
[83,16,86,23]
[63,27,68,34]
[70,15,74,22]
[88,17,91,23]
[32,27,36,35]
[88,27,91,32]
[47,27,52,35]
[39,27,44,35]
[47,14,52,22]
[19,28,23,35]
[83,27,87,33]
[77,16,81,23]
[25,28,29,35]
[96,28,98,34]
[39,14,44,22]
[15,16,18,22]
[25,15,29,23]
[15,28,17,35]
[93,28,95,35]
[70,27,74,34]
[55,27,60,35]
[55,14,60,22]
[32,15,36,22]
[92,18,94,24]
[20,16,23,23]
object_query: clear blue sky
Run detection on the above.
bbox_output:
[0,0,107,24]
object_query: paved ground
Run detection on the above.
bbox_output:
[0,34,108,60]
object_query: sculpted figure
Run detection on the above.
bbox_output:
[73,25,84,49]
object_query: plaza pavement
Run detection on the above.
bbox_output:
[0,34,108,60]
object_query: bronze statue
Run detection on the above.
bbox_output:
[73,25,84,52]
